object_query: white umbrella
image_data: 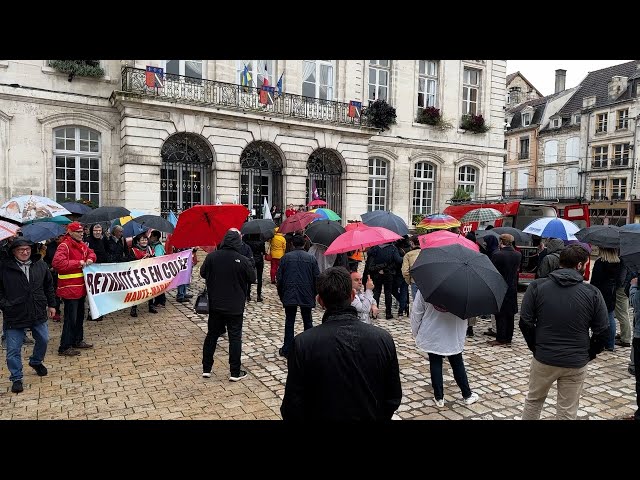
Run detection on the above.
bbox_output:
[0,220,20,241]
[460,208,503,224]
[0,195,71,224]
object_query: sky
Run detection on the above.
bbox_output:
[506,60,633,97]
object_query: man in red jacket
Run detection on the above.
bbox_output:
[52,221,97,356]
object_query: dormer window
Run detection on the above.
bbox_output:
[552,118,560,128]
[522,112,531,126]
[574,114,581,125]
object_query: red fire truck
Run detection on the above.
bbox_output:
[443,200,590,284]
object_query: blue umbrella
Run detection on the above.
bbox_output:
[61,202,93,215]
[20,222,66,243]
[122,220,145,238]
[522,217,580,241]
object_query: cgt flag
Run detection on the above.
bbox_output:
[348,100,362,119]
[146,66,164,88]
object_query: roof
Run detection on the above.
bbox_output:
[506,93,560,130]
[506,71,543,97]
[559,60,640,115]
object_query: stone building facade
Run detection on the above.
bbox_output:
[0,60,506,225]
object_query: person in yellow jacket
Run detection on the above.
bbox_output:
[269,228,287,284]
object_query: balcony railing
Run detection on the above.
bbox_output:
[120,67,370,128]
[503,186,580,200]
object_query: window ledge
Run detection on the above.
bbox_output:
[594,130,607,136]
[41,65,111,83]
[0,61,8,69]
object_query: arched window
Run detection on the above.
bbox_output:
[160,133,214,215]
[307,149,343,216]
[412,162,437,215]
[367,158,388,211]
[240,141,283,219]
[458,165,478,199]
[54,126,101,205]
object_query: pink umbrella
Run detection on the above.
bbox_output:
[418,230,479,252]
[279,211,322,234]
[0,220,20,241]
[345,221,363,231]
[325,223,401,255]
[307,199,327,207]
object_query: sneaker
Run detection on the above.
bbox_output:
[184,294,193,299]
[149,306,158,314]
[58,348,80,356]
[29,363,48,376]
[615,339,631,347]
[463,392,479,405]
[278,348,288,359]
[176,297,187,303]
[73,341,93,349]
[202,371,211,378]
[628,365,636,376]
[434,398,445,408]
[229,370,248,382]
[11,380,23,393]
[130,307,138,317]
[23,336,35,345]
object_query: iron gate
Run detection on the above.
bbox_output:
[160,133,213,216]
[240,142,283,219]
[307,149,343,217]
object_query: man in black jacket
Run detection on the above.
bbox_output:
[280,267,402,420]
[364,243,403,319]
[519,244,609,420]
[0,238,57,394]
[200,229,256,381]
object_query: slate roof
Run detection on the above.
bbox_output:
[559,60,640,115]
[506,94,558,130]
[506,71,543,97]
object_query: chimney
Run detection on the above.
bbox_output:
[554,69,566,93]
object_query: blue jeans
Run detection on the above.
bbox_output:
[281,305,313,356]
[607,310,616,350]
[398,280,409,313]
[6,322,49,382]
[177,284,187,300]
[410,283,419,303]
[59,297,85,352]
[427,352,472,401]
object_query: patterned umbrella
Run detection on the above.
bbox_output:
[417,214,461,230]
[522,217,579,241]
[0,220,20,241]
[460,208,503,224]
[309,208,341,221]
[0,195,71,224]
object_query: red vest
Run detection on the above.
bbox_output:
[52,235,96,299]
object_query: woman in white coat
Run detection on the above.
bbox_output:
[410,290,479,408]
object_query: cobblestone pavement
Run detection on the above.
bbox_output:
[1,257,637,420]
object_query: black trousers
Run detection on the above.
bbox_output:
[373,273,394,316]
[633,337,640,420]
[248,262,264,298]
[202,310,243,376]
[495,311,515,343]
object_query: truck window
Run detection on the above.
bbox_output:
[515,205,556,230]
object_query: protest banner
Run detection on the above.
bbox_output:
[83,250,193,318]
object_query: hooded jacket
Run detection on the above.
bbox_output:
[52,234,97,299]
[199,230,256,315]
[519,268,609,368]
[536,238,565,278]
[0,251,56,329]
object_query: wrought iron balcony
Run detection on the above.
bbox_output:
[120,67,371,128]
[503,186,580,201]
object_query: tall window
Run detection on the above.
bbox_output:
[302,60,333,100]
[367,158,388,211]
[617,109,629,130]
[417,60,438,108]
[592,179,606,199]
[566,137,580,163]
[462,67,480,115]
[519,138,530,159]
[236,60,274,87]
[544,140,558,164]
[166,60,203,80]
[368,60,390,103]
[54,126,101,205]
[596,113,608,133]
[458,166,478,198]
[593,146,608,168]
[613,144,630,167]
[522,112,531,126]
[412,162,436,215]
[611,178,627,199]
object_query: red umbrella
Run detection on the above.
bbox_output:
[307,199,327,207]
[170,204,250,248]
[345,221,363,231]
[279,211,321,234]
[418,230,479,252]
[325,223,401,255]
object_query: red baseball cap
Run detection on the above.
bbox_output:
[67,221,84,232]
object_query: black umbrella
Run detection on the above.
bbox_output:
[133,215,175,234]
[491,227,532,245]
[620,227,640,271]
[61,202,93,215]
[574,225,620,248]
[80,206,131,224]
[241,218,276,240]
[20,222,66,243]
[304,220,346,247]
[361,210,409,236]
[410,244,507,319]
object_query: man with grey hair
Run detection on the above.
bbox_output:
[106,225,128,262]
